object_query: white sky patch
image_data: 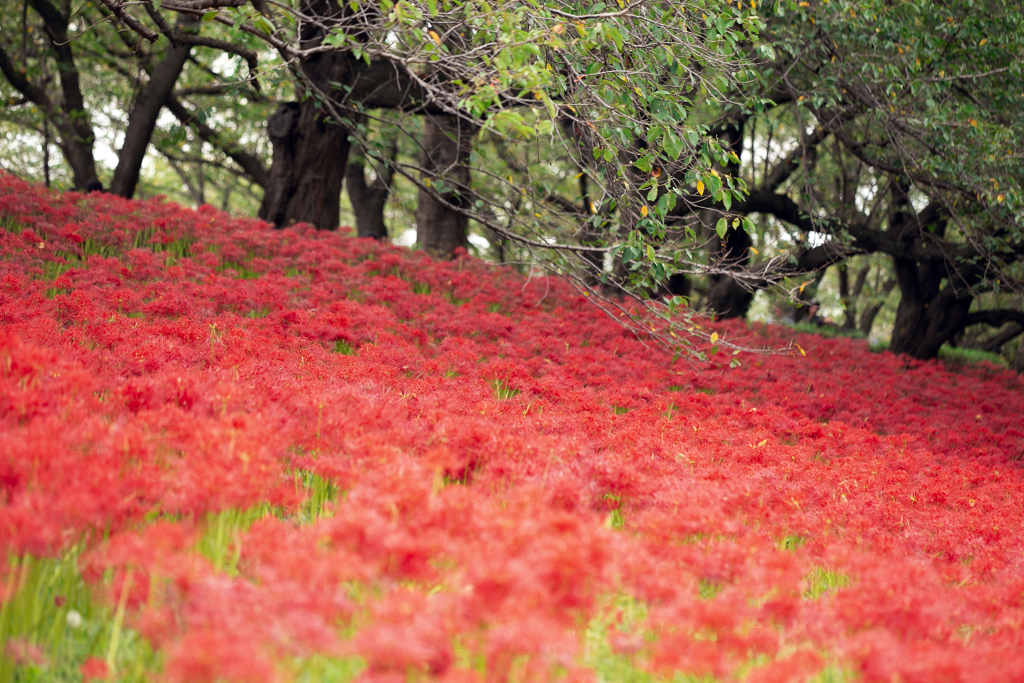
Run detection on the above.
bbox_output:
[807,231,832,248]
[392,227,417,247]
[468,232,490,252]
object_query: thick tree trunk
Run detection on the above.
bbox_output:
[345,155,391,239]
[344,136,391,237]
[705,224,755,319]
[258,0,353,229]
[258,93,351,229]
[416,115,476,257]
[110,21,196,198]
[702,118,752,319]
[888,256,973,359]
[666,274,691,299]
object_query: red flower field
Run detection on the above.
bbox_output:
[2,172,1024,683]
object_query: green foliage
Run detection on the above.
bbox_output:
[5,0,1022,359]
[698,579,724,601]
[290,654,365,683]
[332,340,355,355]
[198,506,274,575]
[938,345,1008,367]
[803,567,851,600]
[769,0,1024,272]
[490,378,521,400]
[0,551,159,683]
[777,534,807,552]
[297,470,341,525]
[791,321,866,340]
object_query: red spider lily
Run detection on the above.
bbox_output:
[2,171,1024,682]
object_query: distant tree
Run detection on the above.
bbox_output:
[665,0,1024,359]
[0,0,272,202]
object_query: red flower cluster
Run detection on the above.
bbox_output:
[2,172,1024,682]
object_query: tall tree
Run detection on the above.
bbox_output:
[108,15,199,198]
[0,0,267,200]
[0,0,100,189]
[654,0,1024,358]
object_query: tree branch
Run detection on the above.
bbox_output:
[95,0,159,41]
[978,323,1024,353]
[965,309,1024,329]
[759,127,829,194]
[0,44,54,112]
[164,95,268,188]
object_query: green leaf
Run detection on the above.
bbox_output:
[663,130,683,159]
[716,217,728,239]
[633,154,654,173]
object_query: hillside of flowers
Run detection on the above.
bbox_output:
[2,171,1024,683]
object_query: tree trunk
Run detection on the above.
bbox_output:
[1,0,100,189]
[857,277,896,336]
[416,115,476,257]
[838,263,870,331]
[345,158,387,238]
[702,118,752,319]
[258,93,351,229]
[705,224,755,319]
[110,20,196,198]
[345,155,391,239]
[258,1,353,229]
[666,273,691,299]
[888,256,973,359]
[1012,338,1024,374]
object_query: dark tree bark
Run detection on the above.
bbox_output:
[31,0,98,189]
[702,116,754,319]
[345,152,393,239]
[885,188,975,359]
[109,18,197,198]
[978,324,1024,354]
[705,224,756,318]
[258,92,351,229]
[837,263,871,331]
[1012,339,1024,374]
[416,115,476,257]
[666,274,691,298]
[254,0,439,230]
[258,0,354,229]
[888,262,973,358]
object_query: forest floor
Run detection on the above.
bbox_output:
[2,173,1024,683]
